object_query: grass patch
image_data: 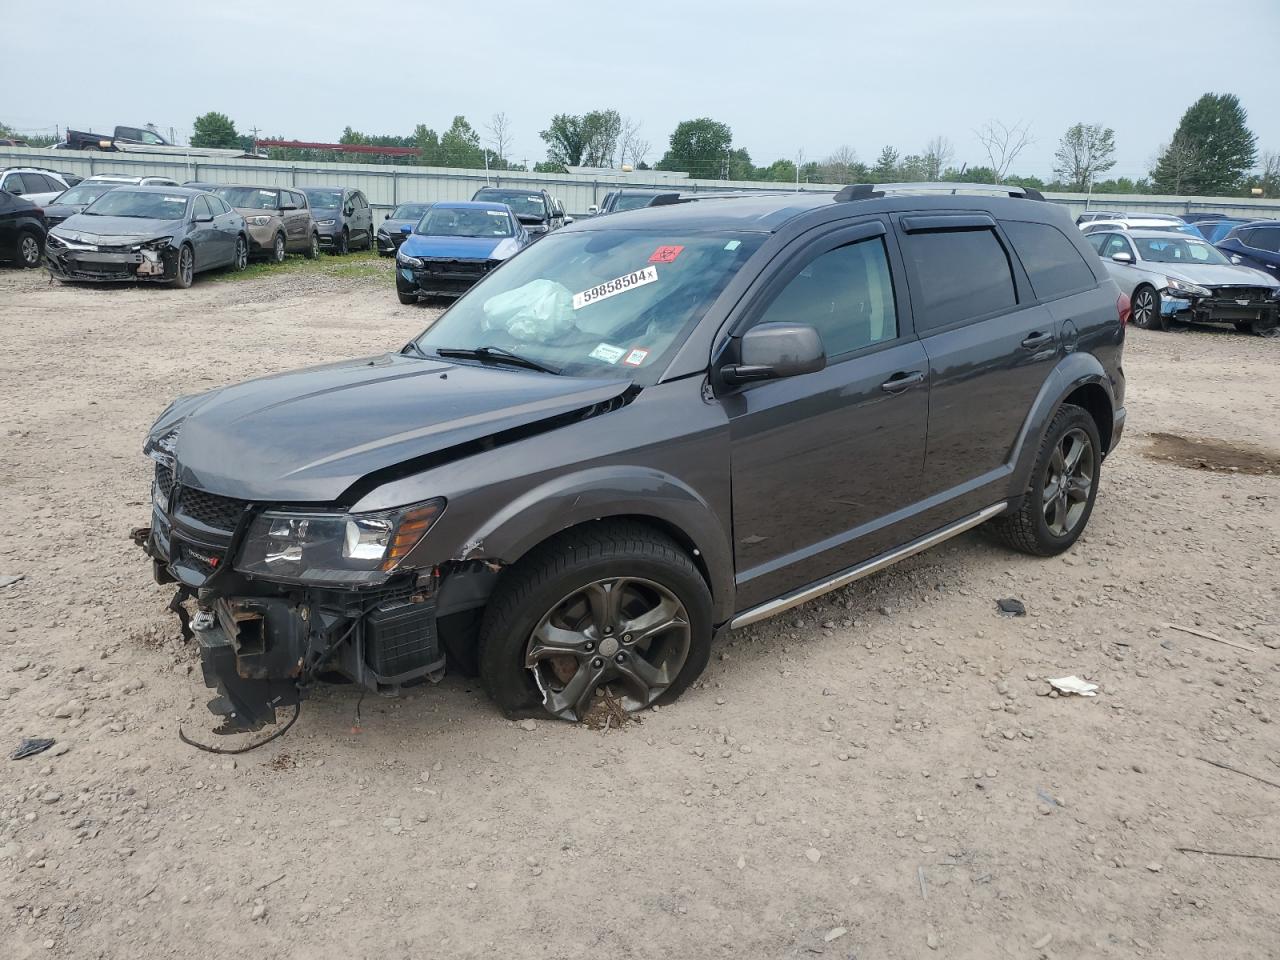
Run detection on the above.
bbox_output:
[211,248,391,283]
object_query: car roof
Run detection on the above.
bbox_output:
[112,185,206,195]
[1124,228,1207,240]
[433,200,513,212]
[474,186,546,195]
[1231,219,1279,229]
[214,183,283,191]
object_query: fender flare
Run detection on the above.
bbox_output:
[1007,353,1115,499]
[453,465,735,622]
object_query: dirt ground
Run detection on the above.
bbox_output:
[2,259,1278,960]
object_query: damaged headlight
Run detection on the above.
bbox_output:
[235,498,445,586]
[396,250,423,268]
[1165,277,1211,298]
[141,236,175,251]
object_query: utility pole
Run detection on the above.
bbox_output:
[795,149,804,191]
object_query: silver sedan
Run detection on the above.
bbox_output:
[1086,228,1279,336]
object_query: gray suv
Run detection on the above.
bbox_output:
[136,183,1126,732]
[302,186,374,254]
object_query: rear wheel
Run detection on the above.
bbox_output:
[17,229,42,268]
[271,232,286,264]
[478,522,713,722]
[985,404,1102,557]
[173,244,195,289]
[1131,285,1163,330]
[367,227,376,250]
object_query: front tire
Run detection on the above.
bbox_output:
[1131,285,1163,330]
[396,291,417,305]
[271,232,286,264]
[985,404,1102,557]
[478,522,713,722]
[367,227,376,250]
[304,232,319,260]
[173,244,195,289]
[336,229,349,255]
[17,229,42,268]
[1250,317,1278,337]
[231,236,248,272]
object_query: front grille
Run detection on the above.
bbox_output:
[154,462,175,500]
[1210,286,1270,302]
[417,258,490,278]
[176,486,247,532]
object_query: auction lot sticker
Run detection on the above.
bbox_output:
[573,265,659,310]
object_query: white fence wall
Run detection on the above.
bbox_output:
[4,147,1278,221]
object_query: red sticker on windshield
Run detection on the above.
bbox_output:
[648,245,684,263]
[623,348,650,366]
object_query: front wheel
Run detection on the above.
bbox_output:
[1130,285,1163,330]
[478,522,713,722]
[271,232,286,264]
[367,227,376,250]
[1250,317,1278,338]
[396,291,417,305]
[985,404,1102,557]
[335,229,349,256]
[304,232,319,260]
[17,229,42,268]
[173,245,195,289]
[231,236,248,272]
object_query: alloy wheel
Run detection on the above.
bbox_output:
[19,234,40,267]
[273,233,286,263]
[234,238,247,270]
[1133,289,1155,327]
[1042,427,1094,538]
[525,577,691,722]
[179,247,193,286]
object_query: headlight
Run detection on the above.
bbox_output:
[245,215,272,226]
[317,219,336,227]
[235,498,445,586]
[141,236,175,251]
[1165,277,1211,298]
[377,229,390,238]
[396,250,423,268]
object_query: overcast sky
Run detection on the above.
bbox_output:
[3,0,1277,179]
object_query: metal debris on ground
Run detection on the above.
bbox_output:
[1164,622,1257,653]
[1048,676,1099,696]
[10,737,55,760]
[996,598,1026,616]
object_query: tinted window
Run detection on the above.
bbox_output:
[756,237,898,358]
[1101,235,1130,259]
[4,173,28,194]
[1002,220,1096,300]
[903,229,1017,331]
[292,191,308,209]
[211,196,232,215]
[355,192,367,209]
[1086,233,1107,252]
[1246,228,1280,253]
[194,196,213,219]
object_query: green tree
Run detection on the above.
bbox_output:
[761,158,796,182]
[440,115,485,167]
[539,110,622,168]
[1052,122,1117,191]
[655,118,733,178]
[190,112,241,149]
[870,146,900,181]
[1152,93,1257,195]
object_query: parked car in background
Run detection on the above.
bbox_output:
[395,201,530,303]
[46,186,248,288]
[1216,221,1280,280]
[1076,211,1132,225]
[1192,218,1251,244]
[59,172,83,187]
[42,179,126,228]
[182,181,223,191]
[137,183,1126,731]
[1081,217,1200,237]
[1,167,70,206]
[0,192,48,268]
[592,188,673,216]
[1087,228,1278,335]
[470,186,563,238]
[0,137,31,147]
[83,174,181,188]
[301,186,374,254]
[214,185,319,262]
[376,202,432,256]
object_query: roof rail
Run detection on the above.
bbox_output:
[833,182,1045,202]
[649,189,798,207]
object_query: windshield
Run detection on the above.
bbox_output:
[216,186,281,209]
[1135,236,1231,265]
[391,202,431,221]
[613,194,659,212]
[55,183,119,206]
[414,229,764,381]
[84,191,189,220]
[473,190,547,219]
[303,188,342,208]
[418,207,513,238]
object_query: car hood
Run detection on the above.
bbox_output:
[150,352,630,503]
[53,213,180,243]
[42,203,86,220]
[1161,262,1280,288]
[311,207,340,219]
[380,218,415,234]
[400,234,517,260]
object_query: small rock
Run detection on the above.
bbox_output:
[805,848,822,863]
[1037,803,1054,816]
[736,855,746,870]
[0,574,24,589]
[250,903,266,921]
[926,928,940,950]
[466,882,477,891]
[419,771,431,783]
[519,719,537,733]
[39,792,62,805]
[1147,862,1163,873]
[818,718,835,732]
[1033,933,1053,949]
[824,927,847,943]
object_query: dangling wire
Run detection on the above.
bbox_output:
[178,702,301,755]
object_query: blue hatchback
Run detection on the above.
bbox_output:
[1216,220,1280,280]
[395,201,530,303]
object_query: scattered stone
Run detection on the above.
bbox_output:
[805,848,822,863]
[1147,862,1163,873]
[250,903,266,921]
[736,855,746,870]
[996,598,1026,617]
[824,927,847,942]
[519,719,537,733]
[0,574,24,588]
[1033,933,1053,949]
[39,791,62,804]
[466,882,477,891]
[1037,803,1054,816]
[818,718,835,732]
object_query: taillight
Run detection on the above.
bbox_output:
[1117,292,1131,328]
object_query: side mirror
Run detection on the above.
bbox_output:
[384,213,390,220]
[721,323,826,385]
[587,205,599,215]
[195,214,214,223]
[563,216,574,225]
[1230,255,1242,264]
[1110,251,1134,264]
[400,224,412,234]
[343,206,354,217]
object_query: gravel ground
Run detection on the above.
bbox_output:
[1,261,1278,960]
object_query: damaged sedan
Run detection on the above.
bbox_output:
[46,186,248,287]
[138,186,1126,734]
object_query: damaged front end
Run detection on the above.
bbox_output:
[137,435,448,732]
[45,232,176,283]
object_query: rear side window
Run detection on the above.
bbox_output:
[1086,233,1107,252]
[4,173,28,193]
[1245,228,1280,253]
[756,237,898,358]
[903,229,1017,331]
[194,195,213,219]
[1002,220,1096,300]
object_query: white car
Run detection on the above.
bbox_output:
[1080,215,1199,237]
[83,174,181,188]
[1087,228,1279,336]
[0,166,70,206]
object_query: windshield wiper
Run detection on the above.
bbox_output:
[434,346,560,375]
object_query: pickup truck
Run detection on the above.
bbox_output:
[62,126,250,158]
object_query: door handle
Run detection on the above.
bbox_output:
[1021,332,1053,350]
[881,370,925,394]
